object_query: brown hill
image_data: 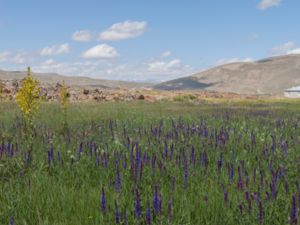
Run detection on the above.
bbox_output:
[0,70,149,89]
[155,54,300,95]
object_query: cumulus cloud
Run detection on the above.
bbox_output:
[271,42,298,55]
[287,48,300,55]
[81,44,119,59]
[72,30,93,42]
[32,52,193,82]
[216,57,254,66]
[40,43,70,56]
[99,20,147,41]
[0,51,33,64]
[148,59,182,72]
[258,0,281,10]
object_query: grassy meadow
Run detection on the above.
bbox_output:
[0,100,300,224]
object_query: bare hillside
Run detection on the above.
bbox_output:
[0,70,150,89]
[155,54,300,95]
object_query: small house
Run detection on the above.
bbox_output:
[284,86,300,98]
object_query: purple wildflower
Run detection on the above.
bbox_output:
[168,196,173,221]
[115,165,121,193]
[172,176,176,192]
[135,189,142,219]
[239,203,243,215]
[290,194,298,224]
[115,202,120,224]
[101,188,106,213]
[217,153,223,174]
[183,161,188,190]
[146,203,152,225]
[224,189,228,203]
[258,200,263,224]
[9,214,14,225]
[153,185,161,215]
[245,191,252,212]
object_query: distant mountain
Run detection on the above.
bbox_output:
[0,70,150,89]
[155,54,300,95]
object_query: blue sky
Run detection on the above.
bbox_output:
[0,0,299,82]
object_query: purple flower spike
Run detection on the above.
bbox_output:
[183,155,188,190]
[172,176,176,192]
[9,214,14,225]
[290,194,298,224]
[153,185,161,215]
[146,203,152,225]
[224,189,228,203]
[115,165,121,193]
[239,203,243,215]
[115,202,120,224]
[101,188,106,213]
[258,200,263,224]
[135,189,142,219]
[168,196,173,221]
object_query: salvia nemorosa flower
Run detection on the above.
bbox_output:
[217,153,223,174]
[245,191,252,212]
[146,203,152,225]
[78,142,83,159]
[224,189,228,203]
[238,203,243,215]
[168,196,173,221]
[290,194,298,224]
[9,214,14,225]
[172,176,176,192]
[135,189,142,219]
[115,164,121,193]
[153,185,161,215]
[258,200,263,224]
[101,188,106,213]
[183,161,188,190]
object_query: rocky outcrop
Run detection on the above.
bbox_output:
[0,80,262,102]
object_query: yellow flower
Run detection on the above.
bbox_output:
[16,66,40,121]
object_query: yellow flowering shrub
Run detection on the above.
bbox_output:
[60,82,68,113]
[16,67,40,122]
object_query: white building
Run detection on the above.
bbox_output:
[284,86,300,98]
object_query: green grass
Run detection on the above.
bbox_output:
[0,100,300,224]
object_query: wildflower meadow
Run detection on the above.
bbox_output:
[0,99,300,224]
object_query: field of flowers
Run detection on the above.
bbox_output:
[0,100,300,225]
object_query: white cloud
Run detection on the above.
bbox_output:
[0,51,33,64]
[287,48,300,55]
[258,0,281,10]
[72,30,93,42]
[99,20,147,41]
[32,52,193,82]
[148,59,182,72]
[271,42,298,55]
[81,44,119,59]
[160,51,172,58]
[40,43,70,56]
[0,52,10,63]
[216,57,254,66]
